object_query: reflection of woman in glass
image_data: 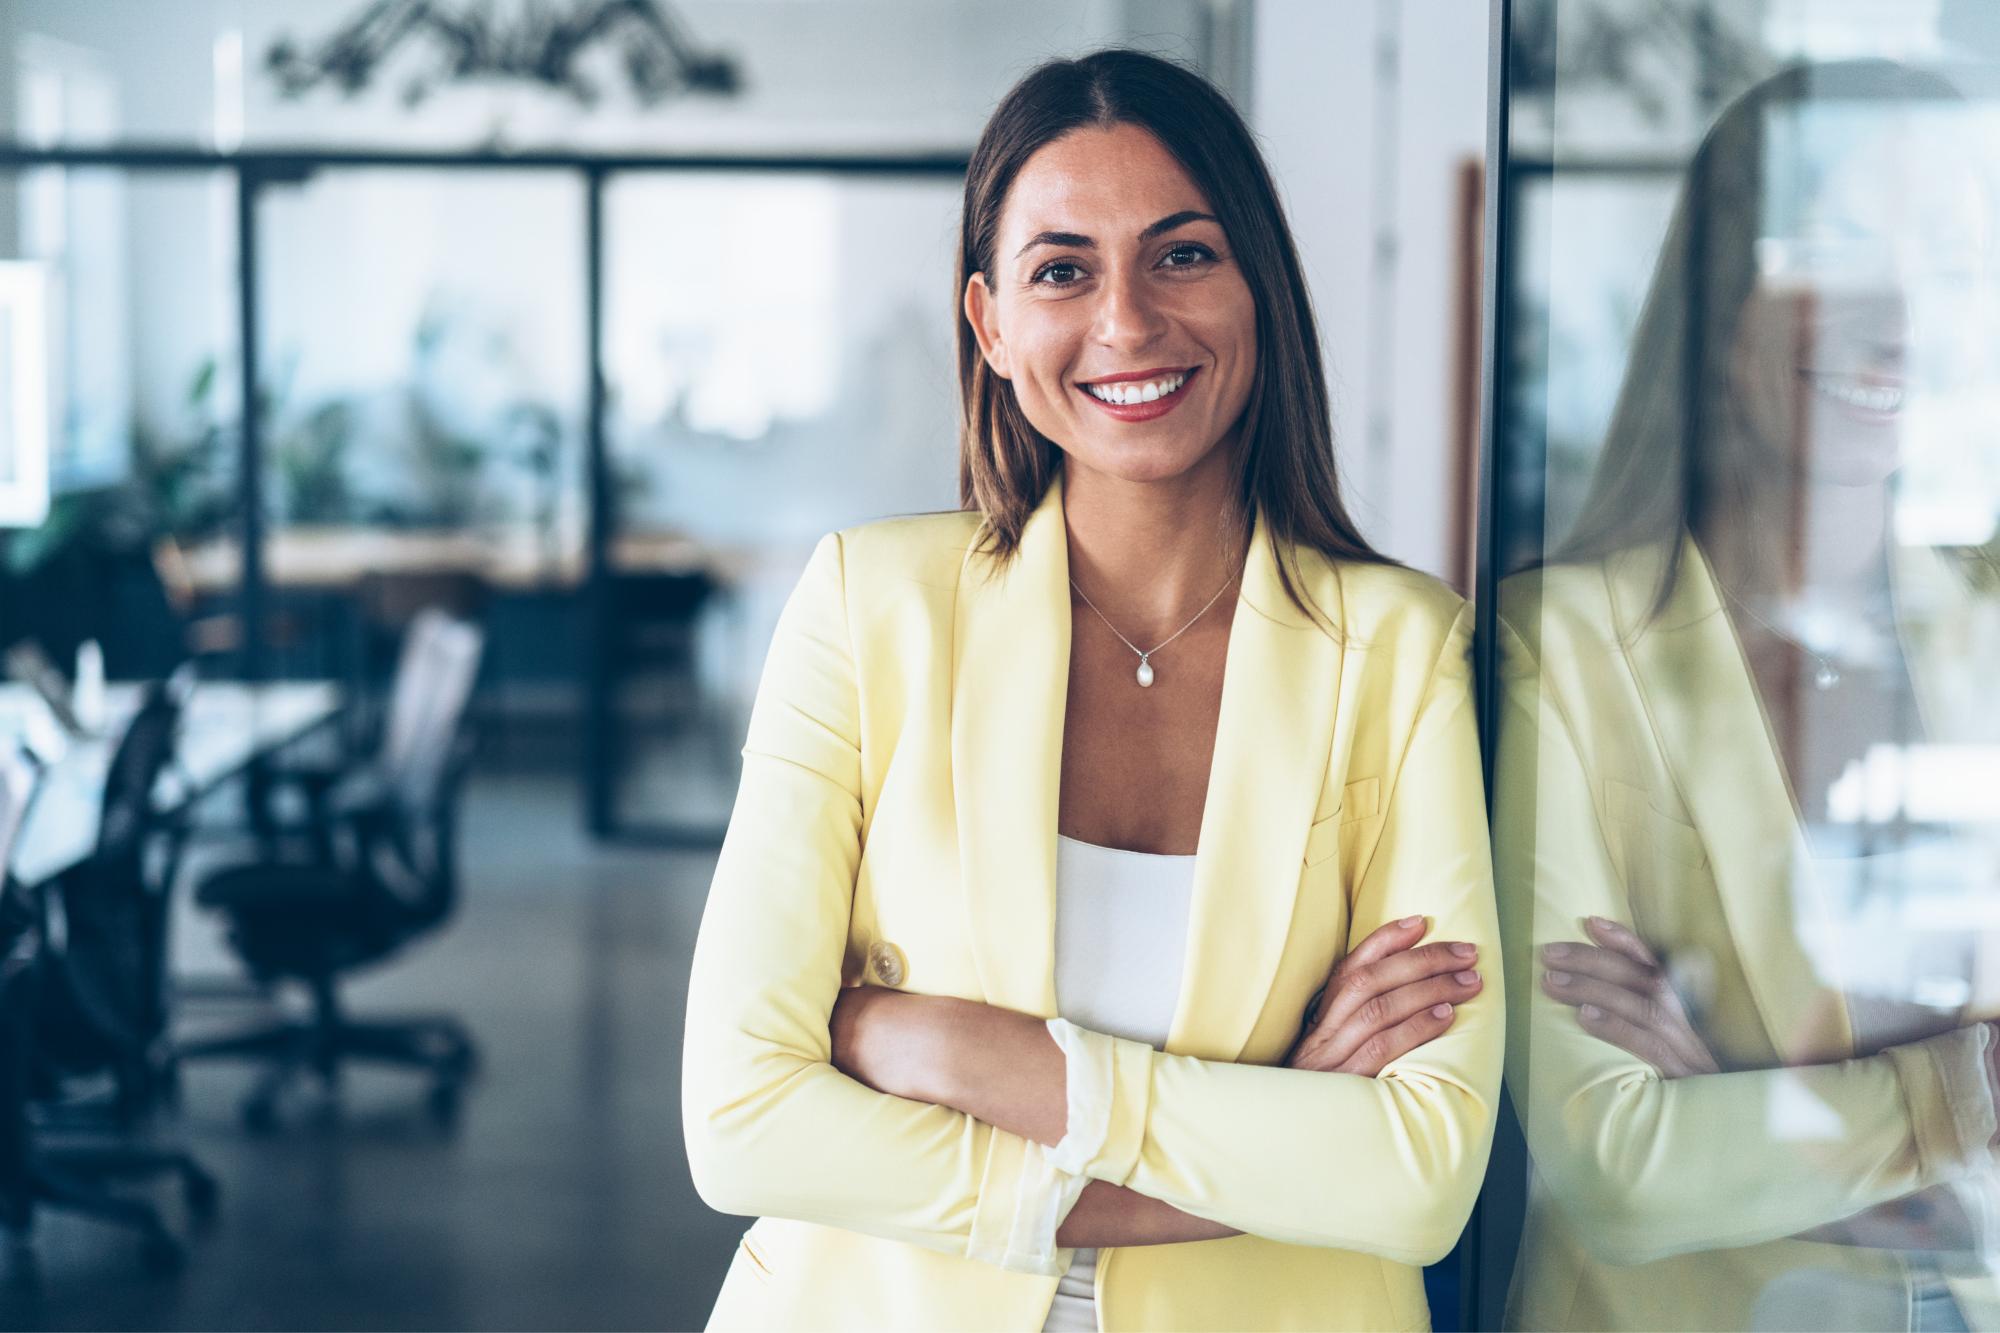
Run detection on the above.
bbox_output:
[683,50,1503,1332]
[1500,60,2000,1331]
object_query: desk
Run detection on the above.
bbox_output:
[0,682,342,888]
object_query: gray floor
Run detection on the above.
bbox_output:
[2,771,743,1332]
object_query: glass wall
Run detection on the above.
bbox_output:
[249,168,587,708]
[1486,1,2000,1328]
[600,171,961,834]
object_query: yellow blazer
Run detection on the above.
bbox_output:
[1496,535,2000,1331]
[682,472,1503,1332]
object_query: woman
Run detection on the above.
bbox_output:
[1497,60,2000,1331]
[683,50,1502,1331]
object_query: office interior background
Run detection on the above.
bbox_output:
[1,1,1997,1329]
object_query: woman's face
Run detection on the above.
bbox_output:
[964,122,1258,487]
[1722,113,1991,490]
[1727,276,1911,488]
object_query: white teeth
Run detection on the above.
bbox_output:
[1806,371,1903,415]
[1085,372,1188,405]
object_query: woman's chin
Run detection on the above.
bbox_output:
[1064,437,1228,487]
[1806,432,1906,488]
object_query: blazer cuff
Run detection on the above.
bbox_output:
[1887,1023,1998,1185]
[963,1127,1086,1276]
[1044,1017,1154,1186]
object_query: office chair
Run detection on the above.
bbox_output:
[179,609,485,1131]
[3,691,220,1273]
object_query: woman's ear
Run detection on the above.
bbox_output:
[964,272,1011,379]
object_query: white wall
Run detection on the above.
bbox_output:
[1253,0,1490,580]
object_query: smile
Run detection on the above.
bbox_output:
[1076,366,1201,422]
[1799,369,1904,417]
[1083,371,1190,405]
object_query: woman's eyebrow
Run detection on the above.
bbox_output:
[1013,209,1221,259]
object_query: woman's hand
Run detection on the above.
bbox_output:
[1541,915,1720,1078]
[1285,916,1483,1076]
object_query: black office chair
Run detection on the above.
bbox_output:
[179,609,485,1131]
[3,692,219,1273]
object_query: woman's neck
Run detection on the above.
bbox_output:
[1061,449,1249,639]
[1700,460,1893,604]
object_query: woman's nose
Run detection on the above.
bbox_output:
[1090,267,1169,350]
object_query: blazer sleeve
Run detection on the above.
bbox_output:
[680,532,1083,1276]
[1039,603,1504,1266]
[1492,614,2000,1268]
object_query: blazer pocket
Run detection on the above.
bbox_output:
[1304,779,1383,868]
[1339,777,1381,824]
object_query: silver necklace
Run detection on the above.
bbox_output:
[1069,571,1237,688]
[1714,577,1842,690]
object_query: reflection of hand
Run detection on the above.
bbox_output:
[1542,916,1721,1078]
[1285,916,1484,1077]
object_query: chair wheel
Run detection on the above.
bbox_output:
[183,1169,220,1224]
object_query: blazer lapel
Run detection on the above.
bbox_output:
[1614,537,1853,1065]
[952,475,1071,1019]
[1167,516,1341,1063]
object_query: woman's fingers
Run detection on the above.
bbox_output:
[1539,967,1660,1029]
[1341,915,1431,973]
[1574,1001,1715,1078]
[1582,914,1661,968]
[1316,968,1484,1068]
[1541,947,1721,1077]
[1320,940,1479,1034]
[1335,999,1460,1078]
[1541,940,1660,993]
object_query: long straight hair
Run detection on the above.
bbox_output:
[955,49,1386,618]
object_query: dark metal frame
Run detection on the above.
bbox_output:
[0,143,969,842]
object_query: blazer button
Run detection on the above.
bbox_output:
[868,940,907,988]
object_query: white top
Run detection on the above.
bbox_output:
[1040,834,1197,1333]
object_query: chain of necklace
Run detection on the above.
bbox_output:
[1713,577,1844,690]
[1069,571,1237,688]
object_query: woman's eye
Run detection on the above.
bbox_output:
[1161,243,1217,269]
[1032,260,1084,286]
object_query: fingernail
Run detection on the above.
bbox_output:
[1455,970,1480,985]
[1547,971,1570,986]
[1431,1003,1454,1018]
[1543,942,1571,959]
[1400,915,1423,928]
[1450,942,1477,958]
[1580,1004,1603,1019]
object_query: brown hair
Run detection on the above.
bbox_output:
[954,49,1386,616]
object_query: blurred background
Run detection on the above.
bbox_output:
[0,1,1994,1330]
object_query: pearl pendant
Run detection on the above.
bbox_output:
[1136,658,1155,688]
[1813,660,1840,690]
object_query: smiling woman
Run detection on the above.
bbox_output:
[682,47,1503,1333]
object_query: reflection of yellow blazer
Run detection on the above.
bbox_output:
[682,472,1502,1331]
[1497,536,2000,1332]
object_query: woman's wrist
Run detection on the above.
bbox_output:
[1055,1179,1242,1247]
